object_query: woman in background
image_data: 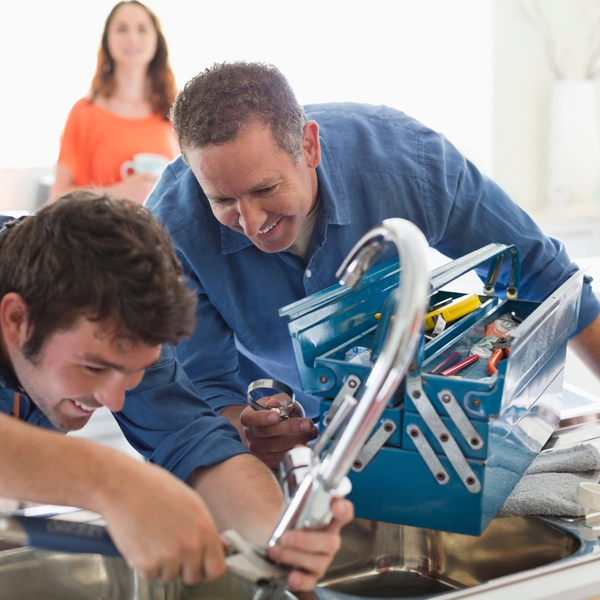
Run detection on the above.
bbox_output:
[50,1,178,204]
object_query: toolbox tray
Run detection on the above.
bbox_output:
[280,244,585,535]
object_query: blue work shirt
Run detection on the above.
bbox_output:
[117,346,250,480]
[146,102,600,420]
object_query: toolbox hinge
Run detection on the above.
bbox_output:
[437,389,484,450]
[406,377,481,493]
[351,419,397,473]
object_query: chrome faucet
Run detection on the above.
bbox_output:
[269,218,429,547]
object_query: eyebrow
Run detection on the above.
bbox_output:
[79,354,159,373]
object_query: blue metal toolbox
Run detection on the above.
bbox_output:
[279,244,585,535]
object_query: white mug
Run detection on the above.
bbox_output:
[120,153,170,179]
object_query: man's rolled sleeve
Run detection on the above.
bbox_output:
[575,275,600,335]
[115,346,250,483]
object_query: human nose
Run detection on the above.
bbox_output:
[237,199,267,237]
[95,371,144,412]
[125,27,140,44]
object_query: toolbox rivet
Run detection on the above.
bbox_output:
[384,423,393,432]
[436,473,446,481]
[353,460,362,469]
[349,379,357,388]
[471,437,480,446]
[412,391,421,399]
[472,398,481,408]
[466,477,476,485]
[440,433,449,442]
[319,375,328,384]
[441,394,451,403]
[409,428,419,438]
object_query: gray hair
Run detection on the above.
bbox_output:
[170,61,307,164]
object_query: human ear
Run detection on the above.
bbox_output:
[0,293,30,347]
[302,121,321,169]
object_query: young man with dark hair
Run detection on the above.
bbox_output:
[147,60,600,469]
[0,191,351,591]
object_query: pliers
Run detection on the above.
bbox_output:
[487,337,511,376]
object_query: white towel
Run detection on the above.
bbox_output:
[497,443,600,518]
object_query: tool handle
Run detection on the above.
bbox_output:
[487,348,510,376]
[13,516,120,556]
[440,354,479,377]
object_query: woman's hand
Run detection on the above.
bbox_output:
[113,172,159,205]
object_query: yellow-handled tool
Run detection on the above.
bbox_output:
[424,293,481,331]
[375,293,481,332]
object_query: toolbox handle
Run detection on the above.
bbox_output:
[429,243,520,298]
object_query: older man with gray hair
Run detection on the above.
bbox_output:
[147,60,600,469]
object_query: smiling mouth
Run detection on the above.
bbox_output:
[71,399,97,413]
[257,218,281,236]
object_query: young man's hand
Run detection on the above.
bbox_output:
[98,457,226,584]
[268,498,353,591]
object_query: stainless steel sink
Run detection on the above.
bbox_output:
[0,545,295,600]
[295,515,584,600]
[0,515,585,600]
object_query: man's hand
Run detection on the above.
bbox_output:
[0,418,227,586]
[268,498,353,592]
[189,454,353,592]
[238,394,319,468]
[98,458,226,584]
[569,314,600,380]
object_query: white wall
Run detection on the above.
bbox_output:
[0,0,493,212]
[493,0,600,214]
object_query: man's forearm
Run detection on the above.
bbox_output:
[187,453,283,545]
[0,414,131,511]
[220,404,247,445]
[569,314,600,380]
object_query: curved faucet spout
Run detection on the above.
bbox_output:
[324,218,429,486]
[269,218,429,546]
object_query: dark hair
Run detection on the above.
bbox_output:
[91,1,177,120]
[0,191,197,360]
[170,61,307,163]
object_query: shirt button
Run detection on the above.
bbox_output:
[305,269,312,278]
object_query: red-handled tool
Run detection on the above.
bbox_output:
[440,354,479,377]
[487,337,511,376]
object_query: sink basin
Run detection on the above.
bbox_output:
[0,515,585,600]
[298,516,582,599]
[0,546,295,600]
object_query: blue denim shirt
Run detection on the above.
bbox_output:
[146,102,600,419]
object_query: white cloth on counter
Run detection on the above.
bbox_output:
[497,443,600,518]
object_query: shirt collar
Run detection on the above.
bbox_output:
[218,135,350,256]
[315,135,351,227]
